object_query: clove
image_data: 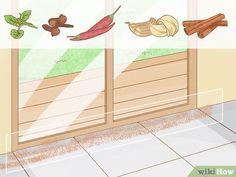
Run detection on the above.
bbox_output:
[42,24,60,37]
[48,14,74,28]
[42,14,73,37]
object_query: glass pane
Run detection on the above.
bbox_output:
[113,0,189,120]
[18,0,106,142]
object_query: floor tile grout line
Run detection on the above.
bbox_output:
[73,137,109,177]
[182,141,236,159]
[137,123,197,168]
[12,152,31,177]
[198,108,236,134]
[138,123,211,177]
[117,157,182,177]
[140,119,236,157]
[138,120,236,177]
[118,141,236,177]
[119,120,236,177]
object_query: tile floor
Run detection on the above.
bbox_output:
[1,100,236,177]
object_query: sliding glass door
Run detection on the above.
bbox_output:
[11,0,196,149]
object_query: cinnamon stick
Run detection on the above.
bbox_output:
[183,20,228,27]
[184,13,225,35]
[183,14,219,27]
[198,25,218,39]
[198,20,228,38]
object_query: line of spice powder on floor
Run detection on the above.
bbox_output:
[68,5,121,41]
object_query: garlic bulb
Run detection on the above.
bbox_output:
[150,15,179,37]
[127,15,179,38]
[126,18,158,37]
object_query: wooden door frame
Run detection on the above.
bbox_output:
[11,49,19,151]
[11,49,197,151]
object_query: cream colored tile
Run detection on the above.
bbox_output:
[15,139,107,177]
[77,124,178,177]
[160,124,236,156]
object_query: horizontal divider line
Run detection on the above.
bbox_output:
[19,91,105,109]
[19,105,105,125]
[122,51,187,69]
[19,66,106,84]
[115,88,187,105]
[19,75,105,94]
[19,88,187,124]
[114,73,187,90]
[19,106,106,125]
[114,99,188,117]
[118,58,187,73]
[19,117,105,138]
[19,74,187,109]
[134,51,187,62]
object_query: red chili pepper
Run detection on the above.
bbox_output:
[69,23,115,41]
[88,5,121,31]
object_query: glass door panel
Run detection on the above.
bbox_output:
[18,0,106,142]
[113,0,188,120]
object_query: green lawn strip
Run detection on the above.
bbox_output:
[19,48,187,82]
[46,48,103,78]
[136,48,187,61]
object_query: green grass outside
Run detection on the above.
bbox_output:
[19,48,186,82]
[45,49,103,79]
[136,48,186,61]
